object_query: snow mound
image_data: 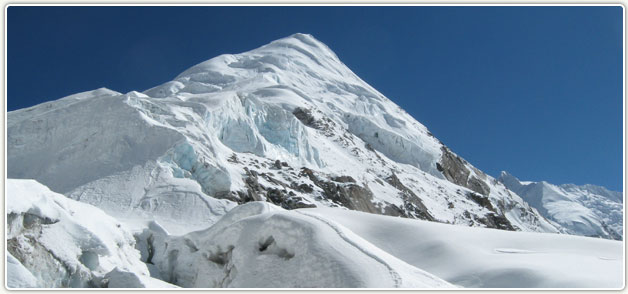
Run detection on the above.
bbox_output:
[139,202,453,288]
[103,268,179,288]
[307,207,623,288]
[5,179,174,288]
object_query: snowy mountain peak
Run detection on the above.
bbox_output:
[498,171,623,240]
[173,33,346,87]
[498,171,522,188]
[264,33,340,59]
[10,34,560,236]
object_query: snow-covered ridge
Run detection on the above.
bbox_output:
[7,33,560,236]
[499,171,623,240]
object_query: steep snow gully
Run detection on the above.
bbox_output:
[6,33,623,288]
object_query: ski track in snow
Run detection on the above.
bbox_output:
[493,248,539,254]
[295,210,402,287]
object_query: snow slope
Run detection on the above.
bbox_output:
[136,201,453,288]
[7,33,558,236]
[5,179,176,288]
[499,171,623,240]
[5,180,623,288]
[305,207,623,288]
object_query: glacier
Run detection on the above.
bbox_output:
[5,33,623,288]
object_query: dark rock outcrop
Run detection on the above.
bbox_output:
[467,176,491,196]
[437,147,491,196]
[467,192,495,212]
[476,213,515,231]
[299,168,379,213]
[293,107,323,130]
[465,192,516,231]
[238,167,318,209]
[386,173,435,221]
[331,176,356,183]
[283,196,317,209]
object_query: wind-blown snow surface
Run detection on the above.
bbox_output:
[304,207,623,288]
[5,180,623,288]
[499,171,623,240]
[7,33,558,236]
[135,201,621,288]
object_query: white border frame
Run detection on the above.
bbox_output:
[2,2,625,293]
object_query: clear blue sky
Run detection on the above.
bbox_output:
[7,6,623,191]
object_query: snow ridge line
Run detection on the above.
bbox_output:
[294,210,402,288]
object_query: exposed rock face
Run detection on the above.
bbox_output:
[437,147,491,196]
[240,169,264,202]
[238,166,318,210]
[293,107,322,129]
[462,191,515,231]
[386,173,435,221]
[476,213,515,231]
[436,147,469,187]
[233,160,522,232]
[334,184,379,213]
[332,176,356,183]
[467,192,495,212]
[299,167,379,213]
[467,176,491,196]
[246,166,438,222]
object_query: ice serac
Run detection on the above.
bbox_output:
[5,179,175,288]
[499,171,623,240]
[8,33,557,235]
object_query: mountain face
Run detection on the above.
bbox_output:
[499,171,623,240]
[6,33,624,289]
[7,33,558,236]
